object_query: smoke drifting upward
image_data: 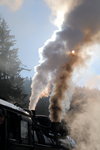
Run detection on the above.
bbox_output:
[30,0,100,122]
[65,88,100,150]
[49,52,79,122]
[0,0,24,11]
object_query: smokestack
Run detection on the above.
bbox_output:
[31,110,35,116]
[30,0,100,122]
[30,110,36,124]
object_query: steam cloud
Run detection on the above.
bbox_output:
[0,0,24,11]
[85,75,100,89]
[65,88,100,150]
[29,0,100,122]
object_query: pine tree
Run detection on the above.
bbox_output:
[0,18,24,103]
[22,77,32,108]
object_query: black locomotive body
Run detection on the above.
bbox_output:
[0,99,75,150]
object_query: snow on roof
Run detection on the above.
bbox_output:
[0,99,29,115]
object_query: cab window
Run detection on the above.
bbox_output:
[7,111,20,142]
[21,120,28,144]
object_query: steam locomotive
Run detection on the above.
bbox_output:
[0,99,76,150]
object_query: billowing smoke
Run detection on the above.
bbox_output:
[0,0,24,11]
[29,0,100,122]
[85,75,100,90]
[65,88,100,150]
[44,0,77,27]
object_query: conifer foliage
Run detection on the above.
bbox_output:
[0,18,24,103]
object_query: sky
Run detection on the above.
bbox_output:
[0,0,57,77]
[0,0,100,89]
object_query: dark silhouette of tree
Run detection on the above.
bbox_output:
[0,17,24,103]
[22,77,32,108]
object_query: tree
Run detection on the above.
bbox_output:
[22,77,32,108]
[0,17,24,103]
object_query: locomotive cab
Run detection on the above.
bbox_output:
[0,99,33,150]
[0,99,75,150]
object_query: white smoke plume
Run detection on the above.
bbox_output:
[44,0,77,27]
[65,87,100,150]
[85,75,100,90]
[0,0,24,11]
[29,0,100,122]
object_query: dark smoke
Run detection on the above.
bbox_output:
[65,87,100,150]
[30,0,100,123]
[49,0,100,122]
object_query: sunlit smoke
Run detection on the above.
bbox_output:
[30,0,100,124]
[71,50,75,55]
[44,0,80,28]
[65,87,100,150]
[39,84,50,98]
[0,0,24,11]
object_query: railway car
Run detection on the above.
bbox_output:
[0,99,75,150]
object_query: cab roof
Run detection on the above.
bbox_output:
[0,99,29,115]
